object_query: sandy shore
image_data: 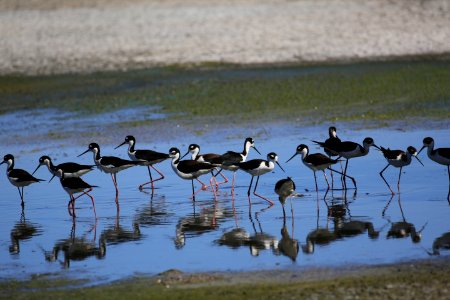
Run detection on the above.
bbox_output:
[0,0,449,75]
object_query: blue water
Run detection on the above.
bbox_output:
[0,126,449,284]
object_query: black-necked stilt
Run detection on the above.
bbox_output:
[318,137,379,189]
[169,147,216,200]
[312,126,341,157]
[50,169,97,217]
[275,177,296,218]
[78,143,138,200]
[312,126,343,188]
[220,137,261,196]
[182,143,229,188]
[379,146,423,195]
[1,154,44,207]
[115,135,169,191]
[32,155,95,179]
[418,137,450,202]
[237,152,284,206]
[286,144,354,192]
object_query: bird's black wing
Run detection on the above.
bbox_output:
[177,160,214,173]
[9,169,44,182]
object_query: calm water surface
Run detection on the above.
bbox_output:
[0,126,449,284]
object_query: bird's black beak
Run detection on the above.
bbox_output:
[181,151,190,160]
[78,149,90,157]
[49,174,56,183]
[115,141,127,150]
[373,144,381,151]
[285,153,298,163]
[276,161,285,173]
[0,161,5,166]
[417,145,426,155]
[32,164,41,175]
[253,146,261,155]
[414,155,424,167]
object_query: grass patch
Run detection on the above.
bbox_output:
[0,61,449,124]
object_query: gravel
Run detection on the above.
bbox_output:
[1,0,449,75]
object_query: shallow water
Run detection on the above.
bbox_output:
[0,126,449,284]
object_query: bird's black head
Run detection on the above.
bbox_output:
[88,143,100,150]
[125,135,135,143]
[3,154,14,162]
[189,144,200,151]
[297,144,308,153]
[267,152,278,161]
[245,137,255,144]
[38,155,51,164]
[423,137,433,146]
[169,147,180,157]
[407,146,417,155]
[363,137,374,145]
[328,126,337,136]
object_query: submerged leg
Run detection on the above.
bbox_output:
[313,171,318,192]
[253,176,274,205]
[379,164,394,195]
[329,165,357,190]
[323,170,330,190]
[397,167,403,193]
[17,187,24,207]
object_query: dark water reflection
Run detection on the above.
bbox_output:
[0,127,449,283]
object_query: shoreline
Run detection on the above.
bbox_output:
[2,257,449,298]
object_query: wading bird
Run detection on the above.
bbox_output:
[115,135,169,191]
[238,152,284,206]
[1,154,44,207]
[286,144,354,192]
[379,146,423,195]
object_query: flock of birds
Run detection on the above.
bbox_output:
[1,127,449,217]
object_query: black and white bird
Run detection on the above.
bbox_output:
[237,152,284,206]
[379,146,424,195]
[418,137,450,177]
[315,137,379,189]
[418,137,450,202]
[78,143,138,200]
[115,135,170,191]
[312,126,341,157]
[182,143,228,188]
[312,126,342,188]
[1,154,44,207]
[286,144,354,192]
[275,177,296,218]
[169,147,216,200]
[50,169,97,217]
[219,137,261,196]
[32,155,95,179]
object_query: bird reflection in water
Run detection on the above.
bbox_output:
[303,190,379,254]
[174,200,233,249]
[327,191,379,240]
[216,207,278,257]
[9,209,41,255]
[278,210,299,262]
[43,218,104,268]
[383,195,427,243]
[100,210,142,246]
[429,232,450,255]
[133,194,173,227]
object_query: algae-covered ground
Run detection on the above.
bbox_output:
[1,258,449,300]
[1,60,449,125]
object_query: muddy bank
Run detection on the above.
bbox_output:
[1,0,449,75]
[2,258,450,299]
